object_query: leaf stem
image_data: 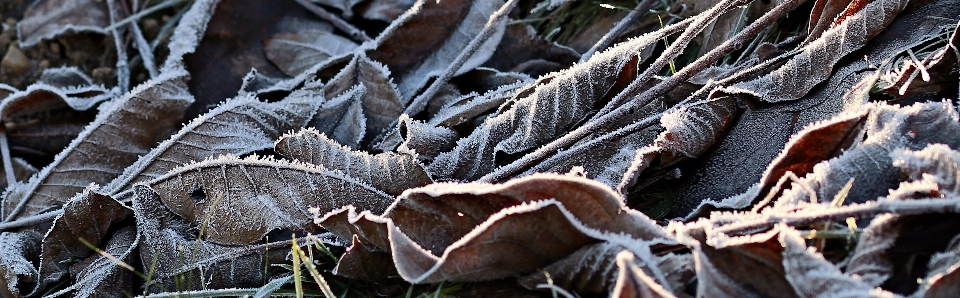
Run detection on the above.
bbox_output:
[293,0,372,43]
[0,209,62,231]
[715,198,960,236]
[0,128,15,187]
[479,0,807,183]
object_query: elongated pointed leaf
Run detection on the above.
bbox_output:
[367,0,506,102]
[149,155,393,246]
[275,127,431,196]
[723,0,909,103]
[308,84,366,149]
[104,87,322,195]
[323,53,403,143]
[428,29,663,180]
[265,31,358,77]
[2,70,194,222]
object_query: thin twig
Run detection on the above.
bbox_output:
[104,0,188,31]
[293,0,372,43]
[0,128,15,187]
[581,0,659,62]
[0,209,62,231]
[107,0,131,92]
[481,0,806,182]
[593,0,753,117]
[715,198,960,236]
[402,0,521,117]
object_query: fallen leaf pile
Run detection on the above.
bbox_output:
[0,0,959,296]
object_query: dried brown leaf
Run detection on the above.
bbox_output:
[149,154,393,246]
[308,84,367,149]
[54,225,138,298]
[319,174,671,283]
[366,0,506,102]
[2,70,194,222]
[689,227,797,298]
[610,250,679,298]
[104,87,322,196]
[724,0,909,103]
[265,31,358,77]
[323,53,403,144]
[16,0,110,47]
[35,188,132,293]
[275,127,432,197]
[0,231,41,297]
[132,185,289,291]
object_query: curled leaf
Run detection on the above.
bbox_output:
[35,187,132,293]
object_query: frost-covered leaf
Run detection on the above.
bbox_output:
[16,0,110,47]
[275,127,431,196]
[0,231,41,297]
[427,82,519,128]
[1,70,194,222]
[265,31,358,77]
[428,29,662,181]
[308,84,366,149]
[609,250,678,298]
[104,87,322,195]
[779,226,886,298]
[691,227,797,297]
[366,0,507,102]
[517,242,692,296]
[323,53,403,143]
[183,0,323,118]
[132,185,289,291]
[481,22,579,77]
[675,0,960,216]
[149,154,393,246]
[723,0,910,102]
[49,225,138,298]
[619,96,738,191]
[35,187,132,293]
[891,144,960,198]
[846,212,960,294]
[319,174,671,283]
[396,115,458,163]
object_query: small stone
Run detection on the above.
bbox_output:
[38,59,49,69]
[49,42,60,55]
[140,18,159,38]
[1,44,32,75]
[136,72,147,83]
[91,66,114,83]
